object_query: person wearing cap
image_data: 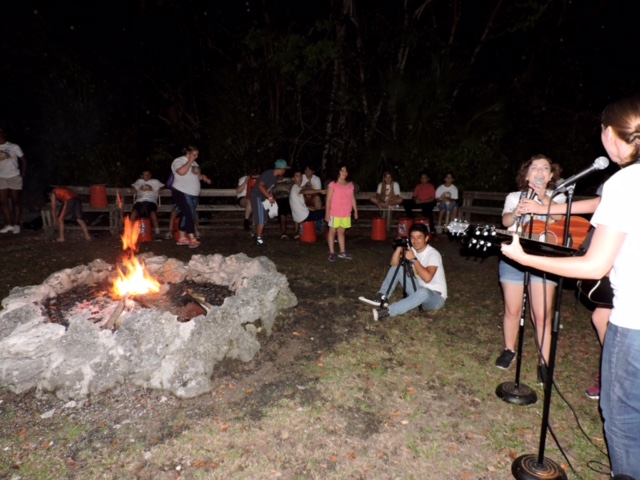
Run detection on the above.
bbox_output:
[250,159,290,246]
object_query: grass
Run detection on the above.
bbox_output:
[0,228,613,479]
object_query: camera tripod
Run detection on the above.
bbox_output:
[379,246,420,308]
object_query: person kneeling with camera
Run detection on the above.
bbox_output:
[359,223,447,321]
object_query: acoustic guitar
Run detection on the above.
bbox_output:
[447,216,592,255]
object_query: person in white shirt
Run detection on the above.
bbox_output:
[301,165,323,210]
[130,170,164,241]
[359,223,446,321]
[0,128,27,234]
[289,171,326,237]
[237,170,259,231]
[370,171,402,208]
[435,172,459,227]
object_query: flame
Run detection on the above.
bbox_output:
[113,255,161,297]
[112,216,160,298]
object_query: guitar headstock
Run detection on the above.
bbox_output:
[446,219,470,236]
[465,225,499,252]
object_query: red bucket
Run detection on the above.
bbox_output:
[90,185,108,208]
[371,217,387,241]
[397,218,414,238]
[137,218,152,243]
[300,221,317,243]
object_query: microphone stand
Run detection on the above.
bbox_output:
[512,184,575,480]
[496,199,538,406]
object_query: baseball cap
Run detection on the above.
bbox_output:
[274,159,290,169]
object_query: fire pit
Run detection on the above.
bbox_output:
[0,248,297,400]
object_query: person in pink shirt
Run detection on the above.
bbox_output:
[325,165,358,261]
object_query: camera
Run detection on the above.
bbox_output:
[392,237,411,250]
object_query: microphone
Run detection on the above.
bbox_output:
[554,156,609,192]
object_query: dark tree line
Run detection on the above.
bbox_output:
[1,0,633,204]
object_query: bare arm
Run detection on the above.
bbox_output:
[501,225,624,280]
[325,186,334,222]
[519,196,601,216]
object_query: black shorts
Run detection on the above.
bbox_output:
[61,197,84,221]
[132,201,158,218]
[276,197,292,216]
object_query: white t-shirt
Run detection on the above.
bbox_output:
[412,245,447,299]
[376,181,401,200]
[132,178,164,204]
[301,174,321,190]
[436,184,458,202]
[0,141,24,178]
[237,175,248,198]
[591,164,640,329]
[289,184,310,223]
[502,190,566,232]
[171,156,202,196]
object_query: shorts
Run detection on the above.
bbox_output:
[0,175,23,190]
[438,201,457,213]
[328,216,351,229]
[132,201,158,218]
[276,197,292,216]
[236,196,247,206]
[499,258,558,286]
[60,197,84,222]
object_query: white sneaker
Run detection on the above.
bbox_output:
[0,225,13,233]
[12,225,20,234]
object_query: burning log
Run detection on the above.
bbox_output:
[104,294,129,330]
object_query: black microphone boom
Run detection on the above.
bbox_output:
[554,156,609,192]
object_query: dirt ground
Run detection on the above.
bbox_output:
[0,225,611,479]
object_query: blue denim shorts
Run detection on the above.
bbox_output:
[499,259,558,286]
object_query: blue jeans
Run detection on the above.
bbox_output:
[601,323,640,478]
[173,190,198,234]
[378,264,445,317]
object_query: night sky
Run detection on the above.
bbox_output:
[2,0,639,194]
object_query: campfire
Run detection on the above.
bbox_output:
[42,217,232,329]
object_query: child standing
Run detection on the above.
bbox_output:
[325,165,358,261]
[47,186,92,242]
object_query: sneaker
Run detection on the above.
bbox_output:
[372,307,390,321]
[165,232,174,240]
[12,225,20,234]
[188,239,201,249]
[495,349,516,369]
[195,230,201,239]
[586,375,600,399]
[328,253,337,262]
[176,237,190,246]
[359,293,389,307]
[154,233,163,242]
[294,233,300,240]
[243,219,250,231]
[255,237,265,246]
[337,251,353,260]
[0,225,13,233]
[280,234,288,240]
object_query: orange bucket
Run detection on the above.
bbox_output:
[137,218,152,243]
[90,185,108,208]
[299,221,317,243]
[371,217,387,241]
[397,218,413,238]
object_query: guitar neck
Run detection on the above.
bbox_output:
[483,229,579,258]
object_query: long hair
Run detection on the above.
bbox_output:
[515,154,559,191]
[601,96,640,166]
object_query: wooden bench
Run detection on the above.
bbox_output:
[40,186,438,237]
[458,191,596,225]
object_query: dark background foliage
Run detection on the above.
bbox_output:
[1,0,635,206]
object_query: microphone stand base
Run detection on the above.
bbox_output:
[512,454,567,480]
[496,381,537,406]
